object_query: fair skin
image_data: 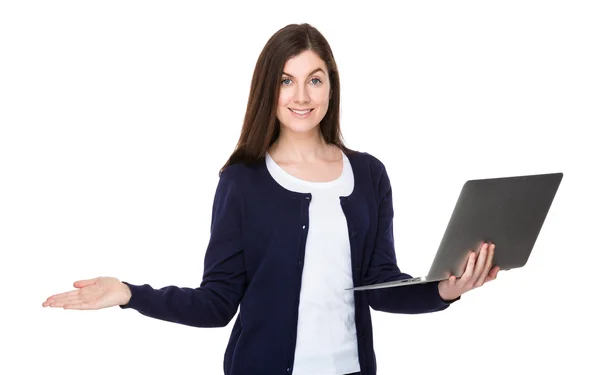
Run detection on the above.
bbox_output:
[41,50,498,310]
[269,49,342,182]
[42,276,130,309]
[439,242,500,301]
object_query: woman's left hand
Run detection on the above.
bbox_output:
[438,242,500,301]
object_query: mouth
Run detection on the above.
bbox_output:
[288,108,314,115]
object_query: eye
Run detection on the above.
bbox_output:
[310,78,322,85]
[281,78,292,86]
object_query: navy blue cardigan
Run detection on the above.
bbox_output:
[120,150,457,375]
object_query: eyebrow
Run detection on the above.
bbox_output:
[282,68,325,78]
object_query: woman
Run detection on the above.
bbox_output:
[43,23,499,375]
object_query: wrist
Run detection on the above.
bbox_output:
[120,282,132,305]
[438,281,459,302]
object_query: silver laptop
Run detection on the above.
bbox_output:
[347,172,563,291]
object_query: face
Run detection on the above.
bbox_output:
[276,50,331,135]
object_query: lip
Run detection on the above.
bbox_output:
[288,108,314,119]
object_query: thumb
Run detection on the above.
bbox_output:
[73,277,98,288]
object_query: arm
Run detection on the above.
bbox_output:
[119,169,247,327]
[365,162,459,314]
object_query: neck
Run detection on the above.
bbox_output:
[270,127,333,163]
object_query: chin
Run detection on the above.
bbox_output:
[282,120,321,134]
[278,109,326,135]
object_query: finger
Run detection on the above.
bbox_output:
[73,278,98,288]
[485,266,501,283]
[490,266,500,279]
[476,243,495,286]
[58,289,82,299]
[458,251,477,286]
[44,286,99,306]
[45,280,98,304]
[49,297,84,308]
[449,275,457,285]
[48,288,101,307]
[471,243,489,283]
[48,292,92,306]
[63,301,97,310]
[486,243,495,271]
[44,289,81,304]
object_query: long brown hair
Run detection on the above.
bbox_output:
[220,23,354,174]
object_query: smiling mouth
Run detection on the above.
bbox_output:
[289,108,314,115]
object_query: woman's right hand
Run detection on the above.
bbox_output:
[42,277,132,310]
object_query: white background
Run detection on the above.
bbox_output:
[1,1,599,374]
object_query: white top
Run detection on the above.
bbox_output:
[265,151,360,375]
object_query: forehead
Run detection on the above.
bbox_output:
[283,50,328,76]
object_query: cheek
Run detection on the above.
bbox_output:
[278,90,293,107]
[312,88,330,106]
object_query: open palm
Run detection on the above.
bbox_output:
[42,277,131,310]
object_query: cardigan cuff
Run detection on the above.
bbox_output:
[119,281,142,310]
[434,281,461,305]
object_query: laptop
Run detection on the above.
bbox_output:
[347,172,563,291]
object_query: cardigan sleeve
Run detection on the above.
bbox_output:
[119,168,247,327]
[364,161,459,314]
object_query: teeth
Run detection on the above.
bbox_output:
[291,109,312,115]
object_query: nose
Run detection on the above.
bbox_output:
[293,84,310,104]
